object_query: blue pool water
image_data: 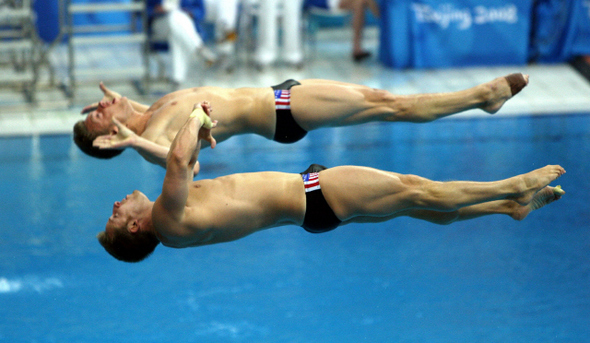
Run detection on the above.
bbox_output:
[1,114,589,342]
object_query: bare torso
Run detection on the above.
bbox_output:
[155,172,306,247]
[136,80,386,148]
[140,86,277,148]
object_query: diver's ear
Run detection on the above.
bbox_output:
[110,124,119,135]
[128,219,139,233]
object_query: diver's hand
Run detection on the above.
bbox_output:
[191,101,217,148]
[92,118,137,150]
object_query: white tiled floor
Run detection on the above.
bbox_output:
[1,27,590,136]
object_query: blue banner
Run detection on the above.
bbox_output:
[380,0,533,68]
[530,0,590,63]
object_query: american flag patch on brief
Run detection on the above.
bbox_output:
[302,172,320,192]
[274,89,291,110]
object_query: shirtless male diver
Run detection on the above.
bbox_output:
[97,102,566,263]
[75,74,528,170]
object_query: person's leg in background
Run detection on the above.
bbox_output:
[281,0,304,67]
[337,0,380,62]
[254,0,279,68]
[203,0,239,71]
[153,8,216,85]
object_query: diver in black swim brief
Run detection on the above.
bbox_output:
[78,74,529,173]
[299,164,342,233]
[97,106,564,263]
[271,79,308,144]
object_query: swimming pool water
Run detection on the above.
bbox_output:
[1,114,589,342]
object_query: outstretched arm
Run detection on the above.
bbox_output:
[92,112,213,174]
[80,82,150,114]
[155,102,216,222]
[93,118,175,169]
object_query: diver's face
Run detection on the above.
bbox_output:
[84,97,128,133]
[104,190,149,236]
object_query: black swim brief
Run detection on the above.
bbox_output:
[271,79,307,143]
[299,164,342,233]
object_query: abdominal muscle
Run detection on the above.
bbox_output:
[142,87,277,148]
[180,172,306,246]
